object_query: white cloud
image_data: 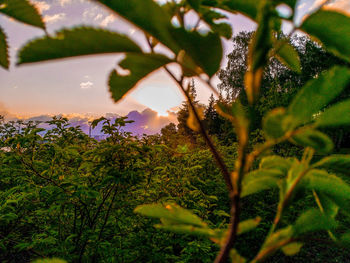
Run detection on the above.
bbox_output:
[100,14,116,27]
[80,81,93,89]
[297,3,306,10]
[31,0,50,13]
[43,13,66,23]
[94,13,103,21]
[309,0,350,13]
[58,0,72,6]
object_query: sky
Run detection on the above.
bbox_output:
[1,0,349,123]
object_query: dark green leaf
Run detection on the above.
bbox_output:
[171,28,222,76]
[316,99,350,127]
[301,169,350,208]
[97,0,179,52]
[293,208,337,236]
[187,0,201,10]
[290,129,333,154]
[313,154,350,173]
[340,232,350,247]
[301,11,350,63]
[134,203,207,227]
[0,0,45,29]
[275,41,301,73]
[211,22,232,39]
[17,27,142,64]
[221,0,258,20]
[288,66,350,125]
[0,26,9,69]
[109,53,172,102]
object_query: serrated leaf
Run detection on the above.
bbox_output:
[241,170,280,197]
[171,28,222,76]
[275,41,301,73]
[293,208,337,236]
[134,203,207,227]
[0,26,9,69]
[288,66,350,125]
[313,154,350,173]
[0,0,45,29]
[301,169,350,208]
[109,53,172,102]
[17,27,141,64]
[301,11,350,63]
[97,0,179,53]
[281,242,303,256]
[290,129,333,154]
[316,99,350,128]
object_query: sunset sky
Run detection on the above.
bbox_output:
[1,0,349,120]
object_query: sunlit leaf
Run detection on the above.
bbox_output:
[109,53,172,102]
[32,258,67,263]
[301,11,350,63]
[17,27,142,64]
[259,155,295,174]
[275,40,301,73]
[287,66,350,125]
[290,129,333,154]
[314,191,339,219]
[0,0,45,29]
[281,242,303,256]
[230,249,246,263]
[241,170,280,197]
[237,217,261,235]
[134,203,207,227]
[315,99,350,127]
[0,26,9,69]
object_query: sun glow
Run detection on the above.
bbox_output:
[131,84,183,118]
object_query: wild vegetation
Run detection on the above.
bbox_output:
[1,0,350,262]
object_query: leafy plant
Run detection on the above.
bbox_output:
[4,0,350,262]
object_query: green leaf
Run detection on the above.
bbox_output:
[275,41,301,73]
[211,22,232,39]
[0,26,9,69]
[312,154,350,173]
[32,259,67,263]
[109,53,172,102]
[155,224,214,237]
[0,0,45,29]
[97,0,179,52]
[17,27,141,64]
[187,0,201,10]
[134,203,207,227]
[293,208,337,236]
[263,108,295,139]
[237,217,261,235]
[314,192,339,219]
[290,129,333,154]
[340,232,350,247]
[230,249,246,263]
[301,169,350,208]
[221,0,258,20]
[287,66,350,125]
[301,11,350,63]
[171,28,222,76]
[315,99,350,127]
[241,170,280,197]
[259,155,295,174]
[281,242,303,256]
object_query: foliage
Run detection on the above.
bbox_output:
[2,0,350,263]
